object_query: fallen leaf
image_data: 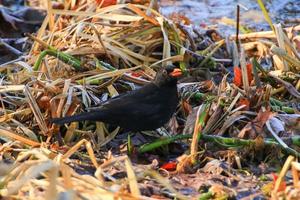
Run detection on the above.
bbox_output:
[160,161,177,171]
[272,173,286,192]
[131,71,143,77]
[234,64,253,87]
[238,110,273,139]
[96,0,117,7]
[246,63,253,84]
[181,100,192,116]
[236,98,250,110]
[233,66,242,87]
[169,12,191,25]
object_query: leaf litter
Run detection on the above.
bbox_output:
[0,0,299,199]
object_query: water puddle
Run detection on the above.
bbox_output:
[159,0,300,35]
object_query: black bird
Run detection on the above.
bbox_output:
[51,66,182,132]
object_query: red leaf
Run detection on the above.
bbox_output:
[161,161,177,171]
[131,71,142,77]
[233,66,242,87]
[272,173,286,192]
[237,98,250,110]
[246,63,253,85]
[234,64,253,87]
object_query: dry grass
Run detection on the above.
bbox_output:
[0,0,299,199]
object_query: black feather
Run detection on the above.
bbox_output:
[51,66,179,131]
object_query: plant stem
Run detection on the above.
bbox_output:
[33,49,82,71]
[138,134,300,158]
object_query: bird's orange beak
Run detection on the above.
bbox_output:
[169,68,182,77]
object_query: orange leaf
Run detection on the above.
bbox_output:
[246,63,253,85]
[161,161,177,171]
[237,98,250,110]
[128,3,159,26]
[96,0,117,7]
[233,66,242,87]
[50,142,60,151]
[169,12,191,25]
[181,100,192,116]
[272,173,286,192]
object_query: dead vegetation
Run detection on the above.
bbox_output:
[0,0,299,199]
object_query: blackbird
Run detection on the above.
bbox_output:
[51,66,182,131]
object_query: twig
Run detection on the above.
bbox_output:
[0,128,40,147]
[236,4,240,46]
[25,33,54,50]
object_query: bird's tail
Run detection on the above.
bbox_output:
[51,111,102,125]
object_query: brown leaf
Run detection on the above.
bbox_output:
[181,99,192,116]
[37,95,51,110]
[238,110,273,139]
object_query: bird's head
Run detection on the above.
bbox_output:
[154,65,183,86]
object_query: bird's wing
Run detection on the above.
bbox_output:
[98,83,163,118]
[103,83,159,106]
[88,83,157,110]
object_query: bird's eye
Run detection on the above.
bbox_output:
[163,70,168,75]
